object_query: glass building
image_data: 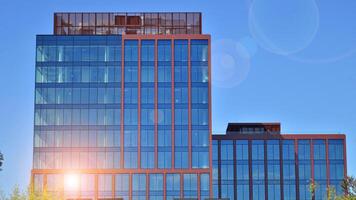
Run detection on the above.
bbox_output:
[32,12,211,200]
[212,123,347,200]
[32,12,348,200]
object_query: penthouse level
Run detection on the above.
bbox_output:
[54,12,202,35]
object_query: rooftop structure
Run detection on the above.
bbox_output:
[54,12,202,35]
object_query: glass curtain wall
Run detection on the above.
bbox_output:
[220,140,234,200]
[313,140,327,200]
[236,140,249,200]
[174,40,189,169]
[282,140,296,200]
[267,140,281,200]
[328,139,345,195]
[123,40,139,169]
[251,140,265,200]
[298,140,312,200]
[140,40,155,169]
[191,40,209,169]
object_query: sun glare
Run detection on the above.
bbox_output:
[64,173,80,190]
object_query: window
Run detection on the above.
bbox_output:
[166,174,180,200]
[141,40,155,83]
[236,140,249,200]
[158,40,171,82]
[132,174,146,200]
[115,174,129,200]
[98,174,112,198]
[252,140,265,200]
[298,140,311,200]
[174,40,188,82]
[267,140,281,200]
[184,174,197,198]
[124,40,138,82]
[141,129,154,169]
[191,40,208,83]
[158,129,171,169]
[282,140,296,200]
[220,140,234,200]
[175,129,188,169]
[150,174,163,200]
[192,130,209,168]
[212,140,219,198]
[200,174,210,200]
[80,174,95,198]
[124,129,138,168]
[312,140,327,199]
[328,139,345,195]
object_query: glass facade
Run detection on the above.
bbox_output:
[328,139,345,196]
[33,13,211,199]
[298,140,311,200]
[54,12,202,35]
[236,140,249,200]
[251,140,265,200]
[32,12,347,200]
[212,130,346,200]
[282,140,296,200]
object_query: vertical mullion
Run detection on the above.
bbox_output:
[233,140,237,200]
[208,36,213,198]
[120,37,125,169]
[180,173,184,198]
[188,39,192,169]
[146,173,149,200]
[198,173,201,200]
[218,140,222,198]
[138,39,141,169]
[95,174,98,200]
[295,139,300,200]
[129,173,132,200]
[311,139,315,200]
[343,137,347,181]
[154,39,158,169]
[279,139,284,200]
[112,174,115,198]
[248,140,253,200]
[326,139,330,186]
[264,140,268,200]
[163,172,167,200]
[171,38,175,169]
[311,139,314,180]
[43,174,47,196]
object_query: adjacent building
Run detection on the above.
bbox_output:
[33,12,211,200]
[212,123,346,200]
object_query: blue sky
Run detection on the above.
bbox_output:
[1,0,356,194]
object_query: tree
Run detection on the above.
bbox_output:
[8,185,26,200]
[0,184,56,200]
[327,185,336,200]
[341,176,356,197]
[0,151,3,171]
[309,179,317,200]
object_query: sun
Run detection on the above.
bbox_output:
[64,173,80,191]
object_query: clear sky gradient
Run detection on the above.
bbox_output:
[0,0,356,194]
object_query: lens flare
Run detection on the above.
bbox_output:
[64,173,80,191]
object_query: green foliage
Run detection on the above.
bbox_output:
[8,185,26,200]
[341,176,356,197]
[0,185,56,200]
[327,185,336,200]
[309,179,317,199]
